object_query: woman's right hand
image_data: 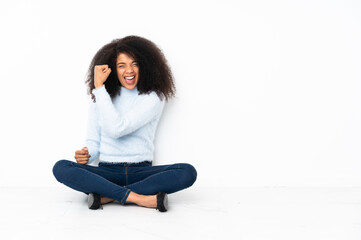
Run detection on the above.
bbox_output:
[94,65,112,88]
[75,147,90,165]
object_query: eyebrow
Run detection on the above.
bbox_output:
[117,60,137,66]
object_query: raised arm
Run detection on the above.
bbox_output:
[92,86,164,139]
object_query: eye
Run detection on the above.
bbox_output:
[118,64,125,68]
[132,62,138,67]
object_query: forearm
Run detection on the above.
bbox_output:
[85,140,99,164]
[92,86,126,137]
[85,100,101,164]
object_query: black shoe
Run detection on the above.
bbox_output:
[156,192,168,212]
[88,193,102,210]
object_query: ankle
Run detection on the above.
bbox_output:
[126,192,157,208]
[143,195,157,208]
[100,196,114,204]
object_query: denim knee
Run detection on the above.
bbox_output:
[178,163,197,187]
[52,159,72,183]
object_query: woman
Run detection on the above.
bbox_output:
[52,36,197,212]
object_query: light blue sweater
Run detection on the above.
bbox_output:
[85,85,165,164]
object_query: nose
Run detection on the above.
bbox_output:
[125,65,134,74]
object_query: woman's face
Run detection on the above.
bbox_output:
[116,53,139,90]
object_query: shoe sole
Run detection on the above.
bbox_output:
[157,192,168,212]
[163,194,168,211]
[88,193,102,210]
[88,193,95,209]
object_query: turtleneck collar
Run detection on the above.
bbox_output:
[120,86,138,95]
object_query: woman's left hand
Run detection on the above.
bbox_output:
[74,147,90,165]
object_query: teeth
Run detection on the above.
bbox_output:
[125,76,135,80]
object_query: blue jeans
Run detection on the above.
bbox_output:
[52,160,197,205]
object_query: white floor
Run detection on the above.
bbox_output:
[1,186,361,240]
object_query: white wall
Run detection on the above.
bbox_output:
[0,0,360,188]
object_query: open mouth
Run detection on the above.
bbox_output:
[124,76,136,85]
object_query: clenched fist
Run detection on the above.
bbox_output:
[94,65,112,88]
[75,147,91,165]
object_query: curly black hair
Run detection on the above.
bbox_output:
[85,36,176,102]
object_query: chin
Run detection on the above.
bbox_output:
[123,83,137,90]
[125,86,136,90]
[120,80,138,90]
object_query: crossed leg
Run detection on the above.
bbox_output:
[53,160,197,208]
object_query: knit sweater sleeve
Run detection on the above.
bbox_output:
[92,86,164,139]
[84,100,100,164]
